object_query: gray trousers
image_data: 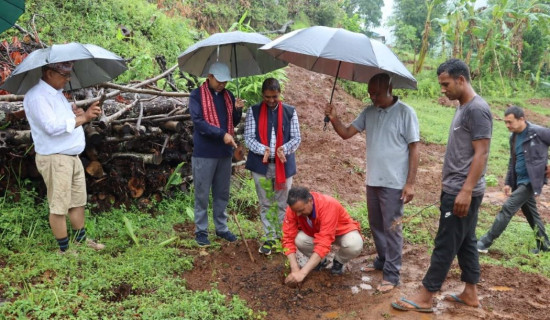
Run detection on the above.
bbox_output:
[251,164,292,240]
[295,230,363,263]
[192,156,232,234]
[479,183,550,251]
[367,186,404,285]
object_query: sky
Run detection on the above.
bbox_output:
[372,0,489,45]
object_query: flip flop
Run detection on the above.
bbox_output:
[445,294,467,305]
[444,294,482,308]
[391,297,433,313]
[377,281,395,293]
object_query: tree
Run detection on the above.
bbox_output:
[342,0,384,30]
[390,0,446,42]
[414,0,446,74]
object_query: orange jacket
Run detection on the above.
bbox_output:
[282,192,361,258]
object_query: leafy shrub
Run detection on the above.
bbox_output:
[225,68,288,108]
[15,0,197,83]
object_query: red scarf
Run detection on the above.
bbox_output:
[200,80,234,135]
[259,101,286,190]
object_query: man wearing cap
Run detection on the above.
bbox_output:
[244,77,301,255]
[189,62,245,246]
[325,73,420,293]
[24,61,105,254]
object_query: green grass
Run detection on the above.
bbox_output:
[2,94,550,317]
[0,188,262,319]
[477,203,550,277]
[345,95,550,279]
[405,96,512,180]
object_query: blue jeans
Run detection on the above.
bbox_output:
[479,183,550,251]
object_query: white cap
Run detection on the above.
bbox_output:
[208,62,232,82]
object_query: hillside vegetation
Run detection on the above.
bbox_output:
[1,1,550,319]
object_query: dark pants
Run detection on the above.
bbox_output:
[366,186,404,285]
[479,183,550,251]
[422,192,482,292]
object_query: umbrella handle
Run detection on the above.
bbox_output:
[324,61,341,131]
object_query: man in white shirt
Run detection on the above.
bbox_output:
[24,61,105,253]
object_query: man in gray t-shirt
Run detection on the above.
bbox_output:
[325,73,420,292]
[392,59,492,313]
[442,95,492,197]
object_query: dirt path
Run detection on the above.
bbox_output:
[182,65,550,319]
[183,241,550,319]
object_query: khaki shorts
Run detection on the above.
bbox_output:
[35,154,87,215]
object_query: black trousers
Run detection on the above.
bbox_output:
[422,191,483,292]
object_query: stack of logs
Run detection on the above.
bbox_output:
[0,84,200,211]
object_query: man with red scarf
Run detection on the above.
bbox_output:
[282,186,363,284]
[189,62,244,246]
[244,78,301,255]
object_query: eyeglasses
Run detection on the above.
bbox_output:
[51,69,72,79]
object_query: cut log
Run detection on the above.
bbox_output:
[100,82,189,97]
[12,129,32,145]
[86,160,105,178]
[84,125,103,146]
[0,95,25,102]
[112,123,133,136]
[149,114,190,123]
[110,113,189,125]
[160,120,183,133]
[111,152,163,165]
[98,101,137,129]
[0,129,32,147]
[103,131,163,143]
[128,176,145,198]
[5,109,26,122]
[85,146,99,161]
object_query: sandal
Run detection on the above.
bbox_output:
[377,281,395,293]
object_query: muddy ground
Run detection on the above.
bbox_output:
[181,65,550,319]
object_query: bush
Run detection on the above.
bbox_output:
[14,0,197,83]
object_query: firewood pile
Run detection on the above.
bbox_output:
[0,84,197,211]
[0,38,246,211]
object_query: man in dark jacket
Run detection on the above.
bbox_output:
[244,78,301,255]
[189,62,244,246]
[478,105,550,254]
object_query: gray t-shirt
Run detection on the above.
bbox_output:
[352,98,420,189]
[442,95,493,196]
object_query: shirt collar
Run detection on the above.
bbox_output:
[38,79,64,96]
[376,97,399,113]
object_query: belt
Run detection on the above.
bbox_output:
[267,158,276,164]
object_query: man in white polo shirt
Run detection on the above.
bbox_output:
[325,73,420,293]
[24,61,105,254]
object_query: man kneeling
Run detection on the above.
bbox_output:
[282,186,363,285]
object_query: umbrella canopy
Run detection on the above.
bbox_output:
[0,0,24,34]
[1,42,127,94]
[178,31,287,79]
[260,26,417,94]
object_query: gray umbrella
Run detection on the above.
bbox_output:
[1,42,127,94]
[260,26,417,100]
[178,31,287,95]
